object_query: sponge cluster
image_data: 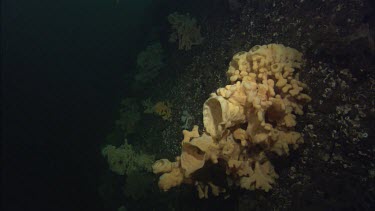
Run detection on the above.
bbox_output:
[168,12,204,50]
[152,44,311,198]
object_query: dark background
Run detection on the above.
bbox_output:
[2,0,168,210]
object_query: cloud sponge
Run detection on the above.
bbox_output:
[152,44,311,198]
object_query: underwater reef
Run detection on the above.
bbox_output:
[100,0,375,210]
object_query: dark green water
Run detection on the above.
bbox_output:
[3,0,168,210]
